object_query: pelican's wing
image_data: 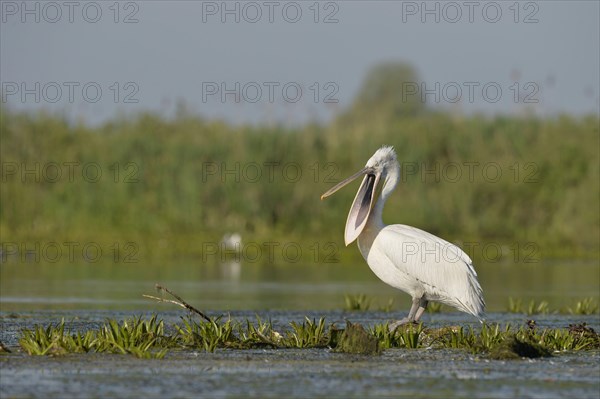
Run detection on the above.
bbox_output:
[374,224,485,318]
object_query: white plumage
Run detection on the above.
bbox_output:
[321,146,485,327]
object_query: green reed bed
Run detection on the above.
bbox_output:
[10,288,599,359]
[12,315,599,359]
[343,294,599,316]
[2,108,598,260]
[18,315,169,359]
[507,297,599,315]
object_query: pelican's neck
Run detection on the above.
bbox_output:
[369,195,386,229]
[372,163,400,228]
[358,163,400,257]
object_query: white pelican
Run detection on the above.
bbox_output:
[321,146,484,329]
[221,233,242,251]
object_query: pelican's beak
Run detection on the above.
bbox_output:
[321,166,380,246]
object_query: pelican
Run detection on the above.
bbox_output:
[321,146,484,329]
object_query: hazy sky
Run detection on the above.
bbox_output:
[1,1,599,126]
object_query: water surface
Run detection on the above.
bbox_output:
[1,311,599,399]
[1,259,598,311]
[1,259,599,398]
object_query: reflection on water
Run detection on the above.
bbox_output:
[220,260,242,281]
[0,258,598,312]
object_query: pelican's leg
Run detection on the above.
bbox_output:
[414,297,429,322]
[388,297,420,331]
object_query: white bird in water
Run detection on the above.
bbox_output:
[221,233,242,251]
[321,146,484,329]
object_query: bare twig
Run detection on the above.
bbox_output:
[142,295,187,309]
[0,340,11,353]
[143,283,212,322]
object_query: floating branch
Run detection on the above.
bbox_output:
[143,283,212,322]
[0,340,11,353]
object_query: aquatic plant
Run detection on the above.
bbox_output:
[343,294,397,312]
[370,323,424,349]
[15,315,600,359]
[538,323,600,351]
[394,323,423,349]
[19,316,168,358]
[507,297,600,316]
[174,316,236,352]
[344,294,372,311]
[15,286,600,358]
[236,315,281,348]
[477,323,508,351]
[507,298,551,315]
[94,315,168,358]
[285,317,328,348]
[566,298,599,315]
[435,325,477,351]
[19,319,94,356]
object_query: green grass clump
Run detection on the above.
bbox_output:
[93,315,169,358]
[539,323,600,351]
[235,316,282,348]
[566,298,599,315]
[507,298,551,315]
[285,317,328,348]
[343,295,449,314]
[344,294,397,312]
[371,323,424,349]
[344,294,372,311]
[19,319,94,356]
[19,316,168,358]
[175,316,236,352]
[430,323,509,353]
[507,297,600,315]
[373,321,600,357]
